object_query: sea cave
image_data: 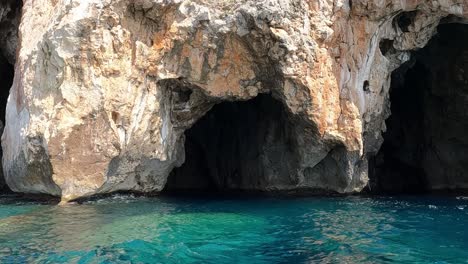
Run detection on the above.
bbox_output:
[164,93,300,194]
[370,22,468,193]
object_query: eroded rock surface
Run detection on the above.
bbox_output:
[3,0,468,201]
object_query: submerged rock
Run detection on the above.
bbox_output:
[1,0,468,201]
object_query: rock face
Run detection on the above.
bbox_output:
[3,0,468,201]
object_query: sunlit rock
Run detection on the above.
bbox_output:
[3,0,468,201]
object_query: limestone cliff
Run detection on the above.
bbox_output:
[1,0,468,201]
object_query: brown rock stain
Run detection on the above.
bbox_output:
[198,35,255,97]
[48,112,119,201]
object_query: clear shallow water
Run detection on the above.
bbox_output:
[0,195,468,263]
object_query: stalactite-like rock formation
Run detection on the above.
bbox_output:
[2,0,468,201]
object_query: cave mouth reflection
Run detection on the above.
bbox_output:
[370,23,468,194]
[163,93,298,194]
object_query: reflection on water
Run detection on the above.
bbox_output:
[0,195,467,263]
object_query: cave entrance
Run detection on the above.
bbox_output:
[0,54,13,192]
[0,53,14,192]
[163,93,298,194]
[0,0,22,192]
[371,22,468,193]
[0,55,13,126]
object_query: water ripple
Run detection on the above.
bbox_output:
[0,196,467,263]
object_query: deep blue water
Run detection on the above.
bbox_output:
[0,195,467,263]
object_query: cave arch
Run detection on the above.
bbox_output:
[163,93,300,194]
[371,22,468,193]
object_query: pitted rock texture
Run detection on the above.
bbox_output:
[3,0,468,201]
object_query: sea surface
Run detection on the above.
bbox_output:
[0,194,467,263]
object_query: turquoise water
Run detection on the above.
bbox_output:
[0,195,467,263]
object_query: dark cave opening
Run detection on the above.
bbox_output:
[394,11,418,33]
[0,55,13,125]
[0,54,14,192]
[0,55,14,192]
[371,23,468,193]
[0,0,22,192]
[163,93,299,194]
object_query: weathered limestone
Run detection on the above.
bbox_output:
[3,0,468,201]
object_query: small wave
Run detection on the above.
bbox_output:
[81,193,143,205]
